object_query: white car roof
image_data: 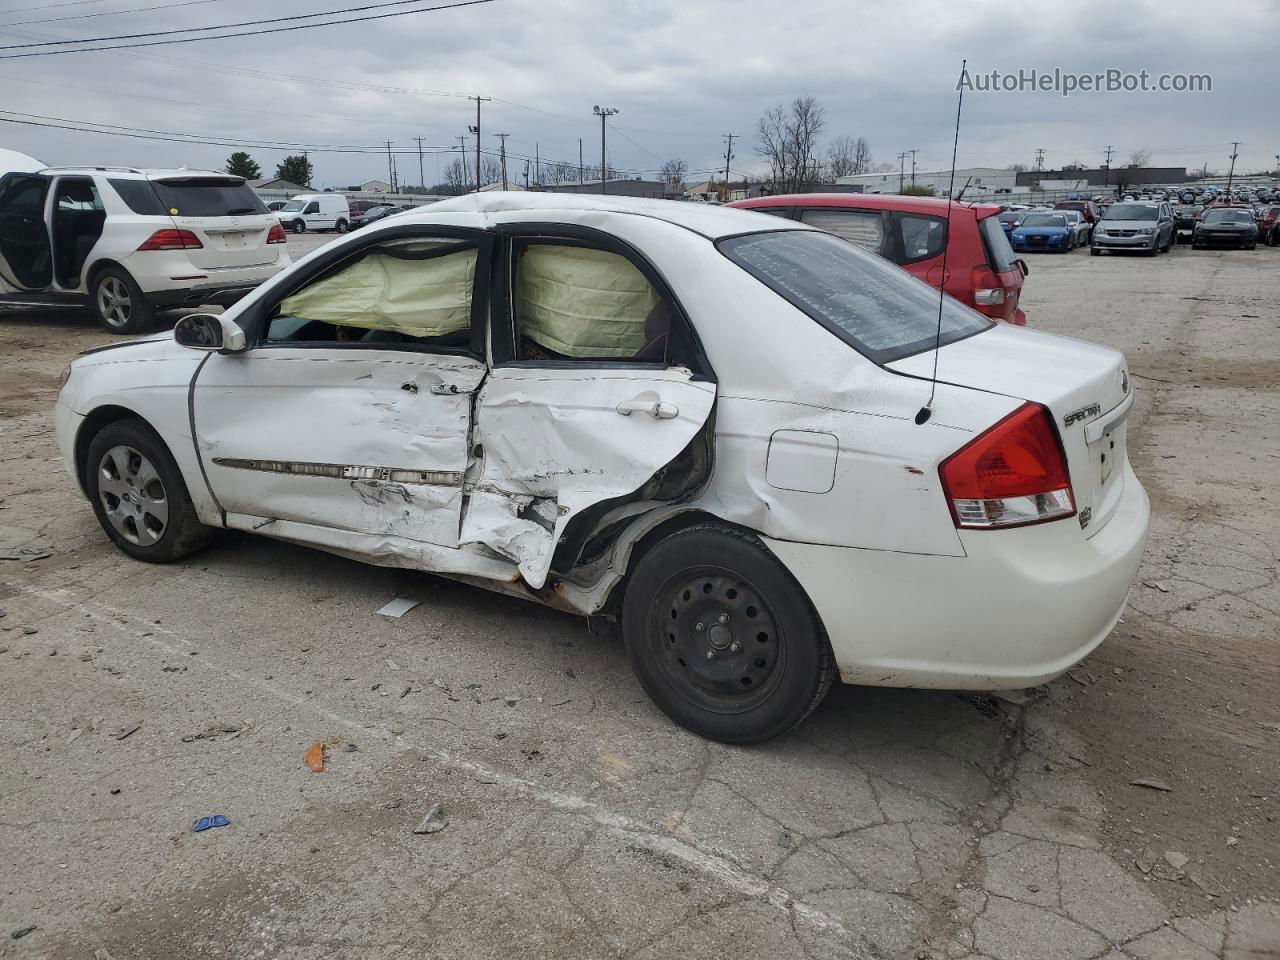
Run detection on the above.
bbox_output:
[423,191,808,240]
[36,166,241,182]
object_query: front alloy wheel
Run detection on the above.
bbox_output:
[97,445,169,546]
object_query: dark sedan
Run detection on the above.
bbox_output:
[1172,205,1203,243]
[350,205,409,230]
[1192,208,1258,250]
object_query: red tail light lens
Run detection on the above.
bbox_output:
[266,223,288,244]
[940,403,1075,529]
[136,228,202,251]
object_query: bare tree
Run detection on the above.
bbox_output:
[1127,149,1152,168]
[826,136,872,178]
[442,158,469,195]
[1006,163,1028,173]
[541,160,576,186]
[756,96,827,193]
[660,157,689,187]
[480,156,503,186]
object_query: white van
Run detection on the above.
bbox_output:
[275,194,351,234]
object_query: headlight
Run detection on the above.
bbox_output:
[1137,227,1155,235]
[58,363,73,388]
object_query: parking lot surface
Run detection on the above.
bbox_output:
[1,236,1277,959]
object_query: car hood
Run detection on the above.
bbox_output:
[76,332,184,365]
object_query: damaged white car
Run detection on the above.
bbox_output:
[55,193,1150,743]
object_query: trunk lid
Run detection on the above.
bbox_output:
[889,325,1134,536]
[149,176,279,270]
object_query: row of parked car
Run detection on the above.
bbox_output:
[994,198,1278,255]
[263,195,419,234]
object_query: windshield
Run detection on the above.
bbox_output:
[719,230,991,365]
[997,211,1023,224]
[1204,209,1253,224]
[149,179,268,217]
[1104,203,1159,221]
[1022,214,1067,227]
[280,199,306,212]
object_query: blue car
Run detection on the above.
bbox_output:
[996,210,1026,237]
[1010,212,1073,253]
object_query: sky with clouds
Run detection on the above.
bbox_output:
[1,0,1276,188]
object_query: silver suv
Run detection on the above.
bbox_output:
[1091,200,1175,257]
[0,166,291,332]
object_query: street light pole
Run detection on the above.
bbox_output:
[593,105,618,195]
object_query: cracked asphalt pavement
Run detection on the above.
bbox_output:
[1,236,1277,958]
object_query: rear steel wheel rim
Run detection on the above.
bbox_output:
[97,277,131,328]
[649,567,785,714]
[98,445,168,546]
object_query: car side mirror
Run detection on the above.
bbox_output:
[1016,258,1030,277]
[174,313,246,353]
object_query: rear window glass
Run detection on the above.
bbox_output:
[894,213,947,263]
[149,179,268,217]
[978,215,1018,274]
[719,230,990,365]
[108,179,166,215]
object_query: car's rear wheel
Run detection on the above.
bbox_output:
[91,268,154,334]
[291,219,306,234]
[622,523,835,743]
[85,418,213,563]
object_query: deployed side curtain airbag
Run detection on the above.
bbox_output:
[278,244,476,338]
[516,245,658,358]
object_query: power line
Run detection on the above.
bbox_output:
[0,0,227,29]
[0,0,464,50]
[2,0,121,15]
[0,0,499,59]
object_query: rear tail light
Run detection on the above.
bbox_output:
[136,228,202,251]
[971,266,1007,311]
[939,403,1075,529]
[974,287,1005,306]
[266,223,288,244]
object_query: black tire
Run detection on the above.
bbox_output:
[621,523,835,743]
[85,417,213,564]
[1245,242,1257,250]
[90,267,155,334]
[1090,246,1101,256]
[291,219,306,234]
[334,218,349,234]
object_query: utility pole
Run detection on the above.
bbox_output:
[909,148,918,188]
[414,136,425,192]
[469,95,491,193]
[1103,144,1114,194]
[495,133,509,190]
[390,154,398,192]
[385,141,394,190]
[722,132,736,188]
[897,151,906,192]
[523,160,530,190]
[593,105,618,195]
[535,142,540,189]
[578,138,584,186]
[1034,147,1045,171]
[1226,141,1240,197]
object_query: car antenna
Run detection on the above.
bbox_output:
[916,58,967,427]
[954,176,973,202]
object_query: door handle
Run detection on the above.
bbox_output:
[616,398,679,419]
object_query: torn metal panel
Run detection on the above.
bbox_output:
[466,366,716,589]
[193,349,485,547]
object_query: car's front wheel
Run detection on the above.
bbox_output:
[622,523,835,743]
[91,267,154,334]
[85,418,213,563]
[334,218,349,233]
[290,219,306,234]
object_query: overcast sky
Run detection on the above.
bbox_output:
[1,0,1275,188]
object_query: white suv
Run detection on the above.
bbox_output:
[0,166,292,333]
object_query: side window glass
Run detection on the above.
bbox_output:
[304,202,320,214]
[55,179,102,212]
[0,175,47,217]
[894,213,947,263]
[107,179,165,215]
[266,237,477,349]
[752,207,794,219]
[513,243,669,363]
[799,209,885,255]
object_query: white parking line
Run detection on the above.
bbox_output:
[18,583,858,946]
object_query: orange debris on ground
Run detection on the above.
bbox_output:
[304,740,326,773]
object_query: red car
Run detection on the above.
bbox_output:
[1260,205,1280,245]
[1054,199,1102,225]
[728,194,1028,325]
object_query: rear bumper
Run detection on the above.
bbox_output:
[146,280,266,307]
[764,461,1150,690]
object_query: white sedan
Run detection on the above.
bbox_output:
[54,193,1150,743]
